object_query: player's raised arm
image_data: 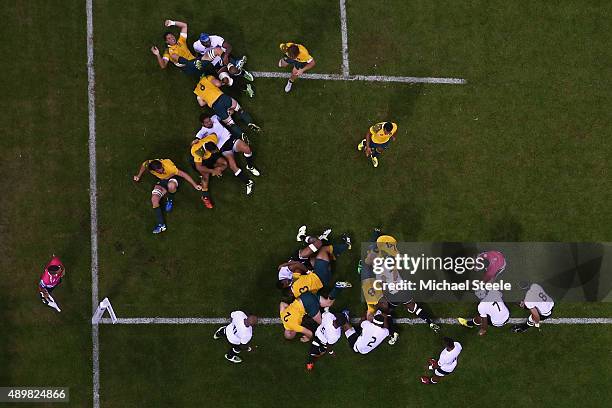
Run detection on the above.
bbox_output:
[151,45,168,69]
[176,169,202,190]
[165,19,188,36]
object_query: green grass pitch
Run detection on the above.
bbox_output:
[1,0,611,406]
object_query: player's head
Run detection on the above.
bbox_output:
[383,122,393,134]
[443,337,455,349]
[199,33,211,48]
[47,264,62,275]
[148,160,164,174]
[474,289,487,300]
[199,113,213,128]
[373,313,385,327]
[376,235,398,256]
[204,142,219,153]
[276,279,291,289]
[246,314,258,326]
[287,44,300,59]
[284,329,296,340]
[163,31,176,45]
[334,313,348,327]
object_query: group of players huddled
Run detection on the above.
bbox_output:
[211,226,555,386]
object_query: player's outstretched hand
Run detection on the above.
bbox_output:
[299,336,310,343]
[164,20,173,27]
[133,175,140,182]
[150,46,160,56]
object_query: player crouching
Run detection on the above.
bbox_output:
[512,282,555,333]
[214,311,258,364]
[343,310,390,355]
[306,311,348,371]
[457,289,510,336]
[420,337,462,384]
[278,42,316,93]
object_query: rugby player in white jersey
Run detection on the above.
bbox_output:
[512,282,555,333]
[421,337,463,384]
[343,311,389,354]
[213,311,258,364]
[305,311,348,371]
[195,113,260,178]
[458,289,510,336]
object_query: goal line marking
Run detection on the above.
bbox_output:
[99,317,612,325]
[252,71,466,85]
[339,0,350,77]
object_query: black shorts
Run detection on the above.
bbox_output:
[155,178,178,189]
[220,136,239,153]
[202,152,224,169]
[309,337,327,356]
[211,94,234,120]
[539,307,554,321]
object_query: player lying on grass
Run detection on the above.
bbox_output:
[150,20,200,74]
[306,311,349,371]
[278,42,316,93]
[194,75,261,140]
[343,310,389,355]
[190,135,254,206]
[364,230,440,339]
[195,113,260,177]
[458,289,510,335]
[133,159,202,234]
[194,33,255,97]
[280,290,343,342]
[512,282,555,333]
[213,311,258,364]
[420,337,462,385]
[357,122,398,168]
[38,256,65,312]
[291,225,351,266]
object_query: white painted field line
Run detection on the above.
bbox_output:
[100,317,612,325]
[339,0,350,77]
[86,0,100,407]
[252,71,466,84]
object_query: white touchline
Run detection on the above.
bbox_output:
[339,0,350,77]
[86,0,100,407]
[100,317,612,325]
[252,71,466,85]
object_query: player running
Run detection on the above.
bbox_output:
[133,159,202,234]
[343,311,390,355]
[38,256,65,312]
[278,42,316,93]
[194,75,261,140]
[213,311,258,364]
[458,289,510,336]
[420,337,462,384]
[306,311,348,371]
[357,122,398,168]
[512,282,555,333]
[195,114,261,177]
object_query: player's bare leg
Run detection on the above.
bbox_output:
[406,301,440,333]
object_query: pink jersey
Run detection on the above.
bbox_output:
[39,256,65,289]
[478,251,506,282]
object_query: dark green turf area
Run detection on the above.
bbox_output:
[99,324,610,408]
[2,0,612,407]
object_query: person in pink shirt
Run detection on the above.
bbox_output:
[38,256,65,309]
[477,250,506,282]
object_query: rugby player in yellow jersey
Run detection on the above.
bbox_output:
[194,75,261,141]
[133,159,202,234]
[357,122,398,168]
[280,291,337,341]
[278,42,316,92]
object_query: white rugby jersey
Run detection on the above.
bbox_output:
[354,320,389,354]
[225,311,252,345]
[438,341,462,373]
[195,115,232,148]
[315,312,341,345]
[524,284,554,316]
[477,290,510,326]
[193,35,226,65]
